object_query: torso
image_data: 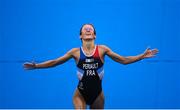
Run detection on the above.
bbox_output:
[74,45,105,105]
[72,45,105,65]
[76,45,104,80]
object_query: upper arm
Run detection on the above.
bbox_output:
[55,48,78,64]
[99,45,116,57]
[100,45,126,64]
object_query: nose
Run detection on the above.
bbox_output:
[85,28,91,31]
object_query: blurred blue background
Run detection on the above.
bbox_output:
[0,0,180,109]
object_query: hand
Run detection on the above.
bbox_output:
[142,47,159,59]
[23,62,36,70]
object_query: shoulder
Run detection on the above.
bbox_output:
[98,45,112,55]
[98,45,111,51]
[69,48,80,60]
[64,48,80,58]
[68,48,80,54]
[70,47,80,52]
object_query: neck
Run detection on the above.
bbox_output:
[82,40,95,50]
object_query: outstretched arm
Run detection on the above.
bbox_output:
[23,49,75,70]
[103,46,158,65]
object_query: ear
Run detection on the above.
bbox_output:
[80,35,82,39]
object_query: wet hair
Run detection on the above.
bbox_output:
[79,24,96,35]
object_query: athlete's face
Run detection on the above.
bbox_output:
[80,25,96,40]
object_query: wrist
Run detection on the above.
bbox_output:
[33,63,37,69]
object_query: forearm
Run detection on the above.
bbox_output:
[24,49,75,70]
[107,51,144,65]
[123,54,144,64]
[35,60,60,69]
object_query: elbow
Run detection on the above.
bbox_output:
[117,61,128,65]
[123,63,128,65]
[113,57,130,65]
[48,60,58,68]
[122,57,132,65]
[122,62,129,65]
[121,60,130,65]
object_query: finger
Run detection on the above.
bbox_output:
[23,62,33,69]
[146,55,156,58]
[151,49,159,54]
[153,48,158,51]
[24,62,32,65]
[144,47,151,53]
[144,47,150,54]
[154,49,159,52]
[23,63,29,68]
[24,65,30,69]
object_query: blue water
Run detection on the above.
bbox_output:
[0,0,180,108]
